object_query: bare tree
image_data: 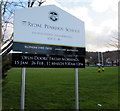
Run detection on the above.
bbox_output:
[1,0,46,54]
[106,32,119,50]
[105,32,120,66]
[1,0,46,77]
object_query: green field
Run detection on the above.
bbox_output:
[2,67,119,110]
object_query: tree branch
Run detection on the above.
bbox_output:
[30,0,36,7]
[38,0,46,6]
[2,1,8,16]
[28,0,31,7]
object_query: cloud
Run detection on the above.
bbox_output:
[91,0,118,12]
[4,0,117,52]
[64,6,92,23]
[43,0,62,8]
[43,0,118,51]
[86,29,118,52]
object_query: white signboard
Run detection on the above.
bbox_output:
[13,5,85,56]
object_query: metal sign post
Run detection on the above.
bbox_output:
[98,52,100,64]
[74,68,79,110]
[101,52,104,66]
[21,68,26,111]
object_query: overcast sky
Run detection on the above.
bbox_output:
[42,0,118,52]
[3,0,118,52]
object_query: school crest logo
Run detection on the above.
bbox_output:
[49,11,58,21]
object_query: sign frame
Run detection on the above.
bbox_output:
[13,5,85,58]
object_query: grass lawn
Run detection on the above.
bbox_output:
[2,66,119,110]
